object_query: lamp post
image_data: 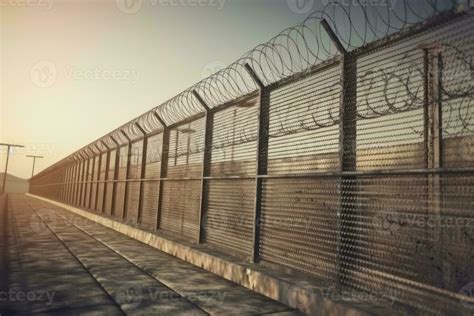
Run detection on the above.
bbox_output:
[26,155,44,178]
[0,143,25,194]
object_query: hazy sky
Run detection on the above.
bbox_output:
[0,0,325,179]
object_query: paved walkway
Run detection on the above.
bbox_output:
[0,194,300,315]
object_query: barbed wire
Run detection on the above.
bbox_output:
[35,0,472,174]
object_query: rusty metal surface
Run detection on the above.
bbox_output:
[29,2,474,315]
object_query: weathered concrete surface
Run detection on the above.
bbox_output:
[27,193,386,316]
[2,194,300,315]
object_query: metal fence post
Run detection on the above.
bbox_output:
[65,161,72,202]
[60,164,67,202]
[121,129,132,220]
[423,46,444,285]
[64,163,70,202]
[68,160,73,203]
[101,140,111,213]
[110,136,120,217]
[135,122,148,224]
[79,152,88,207]
[94,144,102,211]
[85,150,94,207]
[88,149,96,209]
[193,90,212,244]
[322,19,358,289]
[153,112,169,230]
[73,156,81,205]
[244,63,269,263]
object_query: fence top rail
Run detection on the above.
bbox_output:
[31,0,472,180]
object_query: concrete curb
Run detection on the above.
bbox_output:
[27,194,379,316]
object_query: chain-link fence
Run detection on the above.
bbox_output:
[29,1,474,314]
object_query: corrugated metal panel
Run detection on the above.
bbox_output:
[84,157,93,208]
[160,179,201,241]
[260,177,340,284]
[160,118,204,239]
[104,149,116,215]
[258,66,341,281]
[126,140,143,223]
[90,155,99,211]
[141,134,163,229]
[167,119,205,178]
[96,152,107,212]
[267,66,341,174]
[203,179,254,258]
[114,146,128,219]
[202,99,258,257]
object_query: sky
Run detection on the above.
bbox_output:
[0,0,322,179]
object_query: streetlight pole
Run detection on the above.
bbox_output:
[26,155,44,178]
[0,143,25,194]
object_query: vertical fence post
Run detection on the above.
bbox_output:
[135,122,148,225]
[101,140,111,214]
[65,161,71,202]
[60,164,67,202]
[76,154,83,205]
[88,149,96,209]
[64,163,70,202]
[153,112,169,230]
[321,19,358,289]
[73,156,81,205]
[423,46,444,284]
[79,152,89,207]
[94,144,102,211]
[110,136,120,217]
[121,130,132,220]
[244,63,269,263]
[65,162,71,202]
[67,161,73,203]
[193,90,212,244]
[85,150,93,208]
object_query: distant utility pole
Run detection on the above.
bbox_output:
[0,143,25,194]
[26,155,44,178]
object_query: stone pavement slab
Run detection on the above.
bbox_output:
[1,194,301,316]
